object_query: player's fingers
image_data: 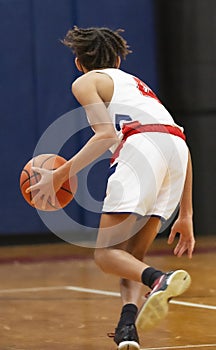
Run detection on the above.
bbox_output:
[174,246,184,257]
[50,193,56,207]
[168,228,176,244]
[187,240,195,259]
[177,245,187,257]
[176,240,191,258]
[30,191,42,205]
[25,186,31,194]
[174,245,180,256]
[32,166,43,174]
[26,183,39,194]
[173,239,184,256]
[41,194,49,210]
[188,249,193,259]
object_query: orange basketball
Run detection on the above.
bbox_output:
[20,154,77,211]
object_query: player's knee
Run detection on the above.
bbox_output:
[94,248,107,271]
[94,249,103,268]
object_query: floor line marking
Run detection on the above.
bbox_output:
[66,286,216,311]
[169,299,216,310]
[141,344,216,349]
[0,286,66,294]
[0,285,215,311]
[66,285,120,297]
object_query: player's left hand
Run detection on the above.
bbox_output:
[167,216,195,259]
[26,167,62,210]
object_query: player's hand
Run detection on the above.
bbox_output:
[25,167,62,209]
[168,216,195,259]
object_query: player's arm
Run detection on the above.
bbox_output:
[168,150,195,258]
[178,150,193,218]
[54,74,119,183]
[26,74,118,207]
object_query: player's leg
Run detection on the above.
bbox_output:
[117,218,191,333]
[135,137,191,332]
[119,216,162,309]
[95,213,164,350]
[95,212,191,349]
[113,216,162,349]
[94,213,153,282]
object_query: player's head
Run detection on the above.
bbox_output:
[61,26,131,72]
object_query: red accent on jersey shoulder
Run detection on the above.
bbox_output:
[133,77,161,103]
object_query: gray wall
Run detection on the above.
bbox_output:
[156,0,216,234]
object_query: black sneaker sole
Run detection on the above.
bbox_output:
[136,269,191,331]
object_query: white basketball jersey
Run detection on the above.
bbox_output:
[94,68,181,134]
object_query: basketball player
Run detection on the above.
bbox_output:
[27,27,195,350]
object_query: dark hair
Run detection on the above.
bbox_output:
[61,26,131,70]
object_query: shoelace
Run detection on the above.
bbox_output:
[144,276,163,299]
[107,332,115,338]
[145,291,151,298]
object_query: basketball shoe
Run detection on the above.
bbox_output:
[136,269,191,331]
[110,324,140,350]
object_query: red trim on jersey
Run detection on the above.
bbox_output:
[111,121,186,165]
[133,77,161,103]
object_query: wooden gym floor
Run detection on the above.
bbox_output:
[0,235,215,350]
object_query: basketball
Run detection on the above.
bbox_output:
[20,154,78,211]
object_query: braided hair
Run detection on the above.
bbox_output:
[61,26,131,70]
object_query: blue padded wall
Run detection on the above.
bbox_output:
[0,0,158,234]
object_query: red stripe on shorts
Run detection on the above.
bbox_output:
[111,121,186,165]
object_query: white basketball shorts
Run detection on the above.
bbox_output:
[102,132,188,221]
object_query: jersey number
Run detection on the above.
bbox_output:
[133,77,160,103]
[115,114,132,131]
